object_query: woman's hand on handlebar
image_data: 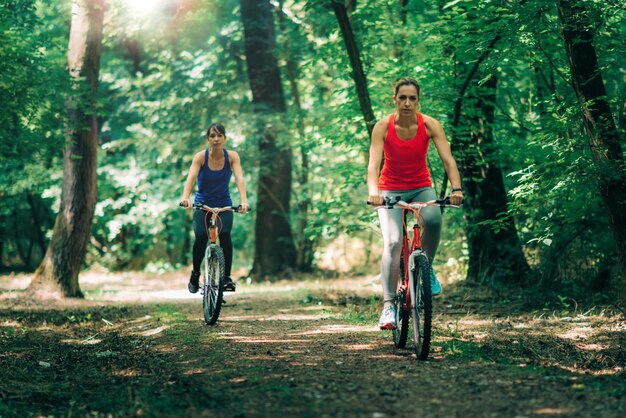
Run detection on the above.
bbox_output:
[180,198,191,208]
[368,195,384,206]
[239,202,250,214]
[449,190,464,206]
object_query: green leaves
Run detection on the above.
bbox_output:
[1,0,623,298]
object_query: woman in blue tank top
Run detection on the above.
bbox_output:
[181,123,250,293]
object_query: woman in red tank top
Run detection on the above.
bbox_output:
[367,78,464,330]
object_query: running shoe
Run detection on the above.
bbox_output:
[188,270,200,294]
[223,277,236,292]
[431,269,442,296]
[378,305,397,330]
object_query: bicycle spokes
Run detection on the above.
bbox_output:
[411,253,432,360]
[208,259,220,309]
[202,247,225,325]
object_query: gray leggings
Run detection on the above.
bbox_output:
[378,187,441,303]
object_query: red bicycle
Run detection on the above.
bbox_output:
[375,196,459,360]
[181,202,245,325]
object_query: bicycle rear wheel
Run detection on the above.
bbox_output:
[203,245,225,325]
[393,288,409,348]
[393,251,409,348]
[410,251,432,360]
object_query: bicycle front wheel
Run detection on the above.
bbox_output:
[203,245,225,325]
[410,251,432,360]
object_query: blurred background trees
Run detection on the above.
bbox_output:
[1,0,624,305]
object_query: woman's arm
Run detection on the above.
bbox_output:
[229,151,249,213]
[424,115,464,205]
[181,152,203,207]
[367,119,387,205]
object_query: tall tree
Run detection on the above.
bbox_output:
[557,0,626,305]
[331,0,375,138]
[439,2,530,283]
[240,0,297,277]
[461,76,530,282]
[27,0,105,298]
[274,0,315,271]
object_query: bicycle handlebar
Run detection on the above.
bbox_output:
[178,202,250,213]
[367,196,460,209]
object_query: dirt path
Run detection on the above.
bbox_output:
[1,272,624,417]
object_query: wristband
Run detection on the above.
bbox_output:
[452,188,463,193]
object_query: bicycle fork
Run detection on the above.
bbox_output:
[407,249,427,309]
[200,244,218,295]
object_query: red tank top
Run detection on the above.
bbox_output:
[378,113,432,190]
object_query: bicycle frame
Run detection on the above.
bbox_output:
[184,202,243,325]
[195,203,239,245]
[399,203,428,311]
[373,196,459,359]
[204,210,222,246]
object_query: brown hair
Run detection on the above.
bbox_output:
[393,77,420,100]
[206,123,225,137]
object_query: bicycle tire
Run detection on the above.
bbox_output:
[410,251,432,360]
[203,245,225,325]
[393,250,409,348]
[393,288,409,348]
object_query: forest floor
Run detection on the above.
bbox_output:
[0,270,624,417]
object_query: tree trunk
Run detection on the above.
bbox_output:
[331,1,375,139]
[557,0,626,306]
[240,0,297,278]
[27,0,104,299]
[13,209,29,268]
[399,0,409,25]
[26,194,48,257]
[275,0,315,272]
[346,0,357,14]
[122,38,141,74]
[0,218,4,270]
[436,29,529,283]
[461,76,531,283]
[439,33,501,198]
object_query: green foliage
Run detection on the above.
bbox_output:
[1,0,624,300]
[497,0,625,298]
[0,0,69,270]
[89,0,255,270]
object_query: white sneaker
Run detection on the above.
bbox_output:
[378,306,397,330]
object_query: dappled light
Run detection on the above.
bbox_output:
[225,312,334,322]
[2,0,626,415]
[296,324,376,335]
[113,368,142,377]
[123,0,164,15]
[137,324,169,336]
[61,338,102,345]
[182,367,211,376]
[1,274,624,416]
[221,337,307,344]
[532,408,573,416]
[340,342,377,350]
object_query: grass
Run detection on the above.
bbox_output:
[0,302,206,416]
[340,300,379,324]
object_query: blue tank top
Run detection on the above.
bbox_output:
[195,149,233,206]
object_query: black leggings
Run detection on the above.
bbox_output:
[192,210,234,278]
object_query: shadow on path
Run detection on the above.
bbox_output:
[0,276,624,417]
